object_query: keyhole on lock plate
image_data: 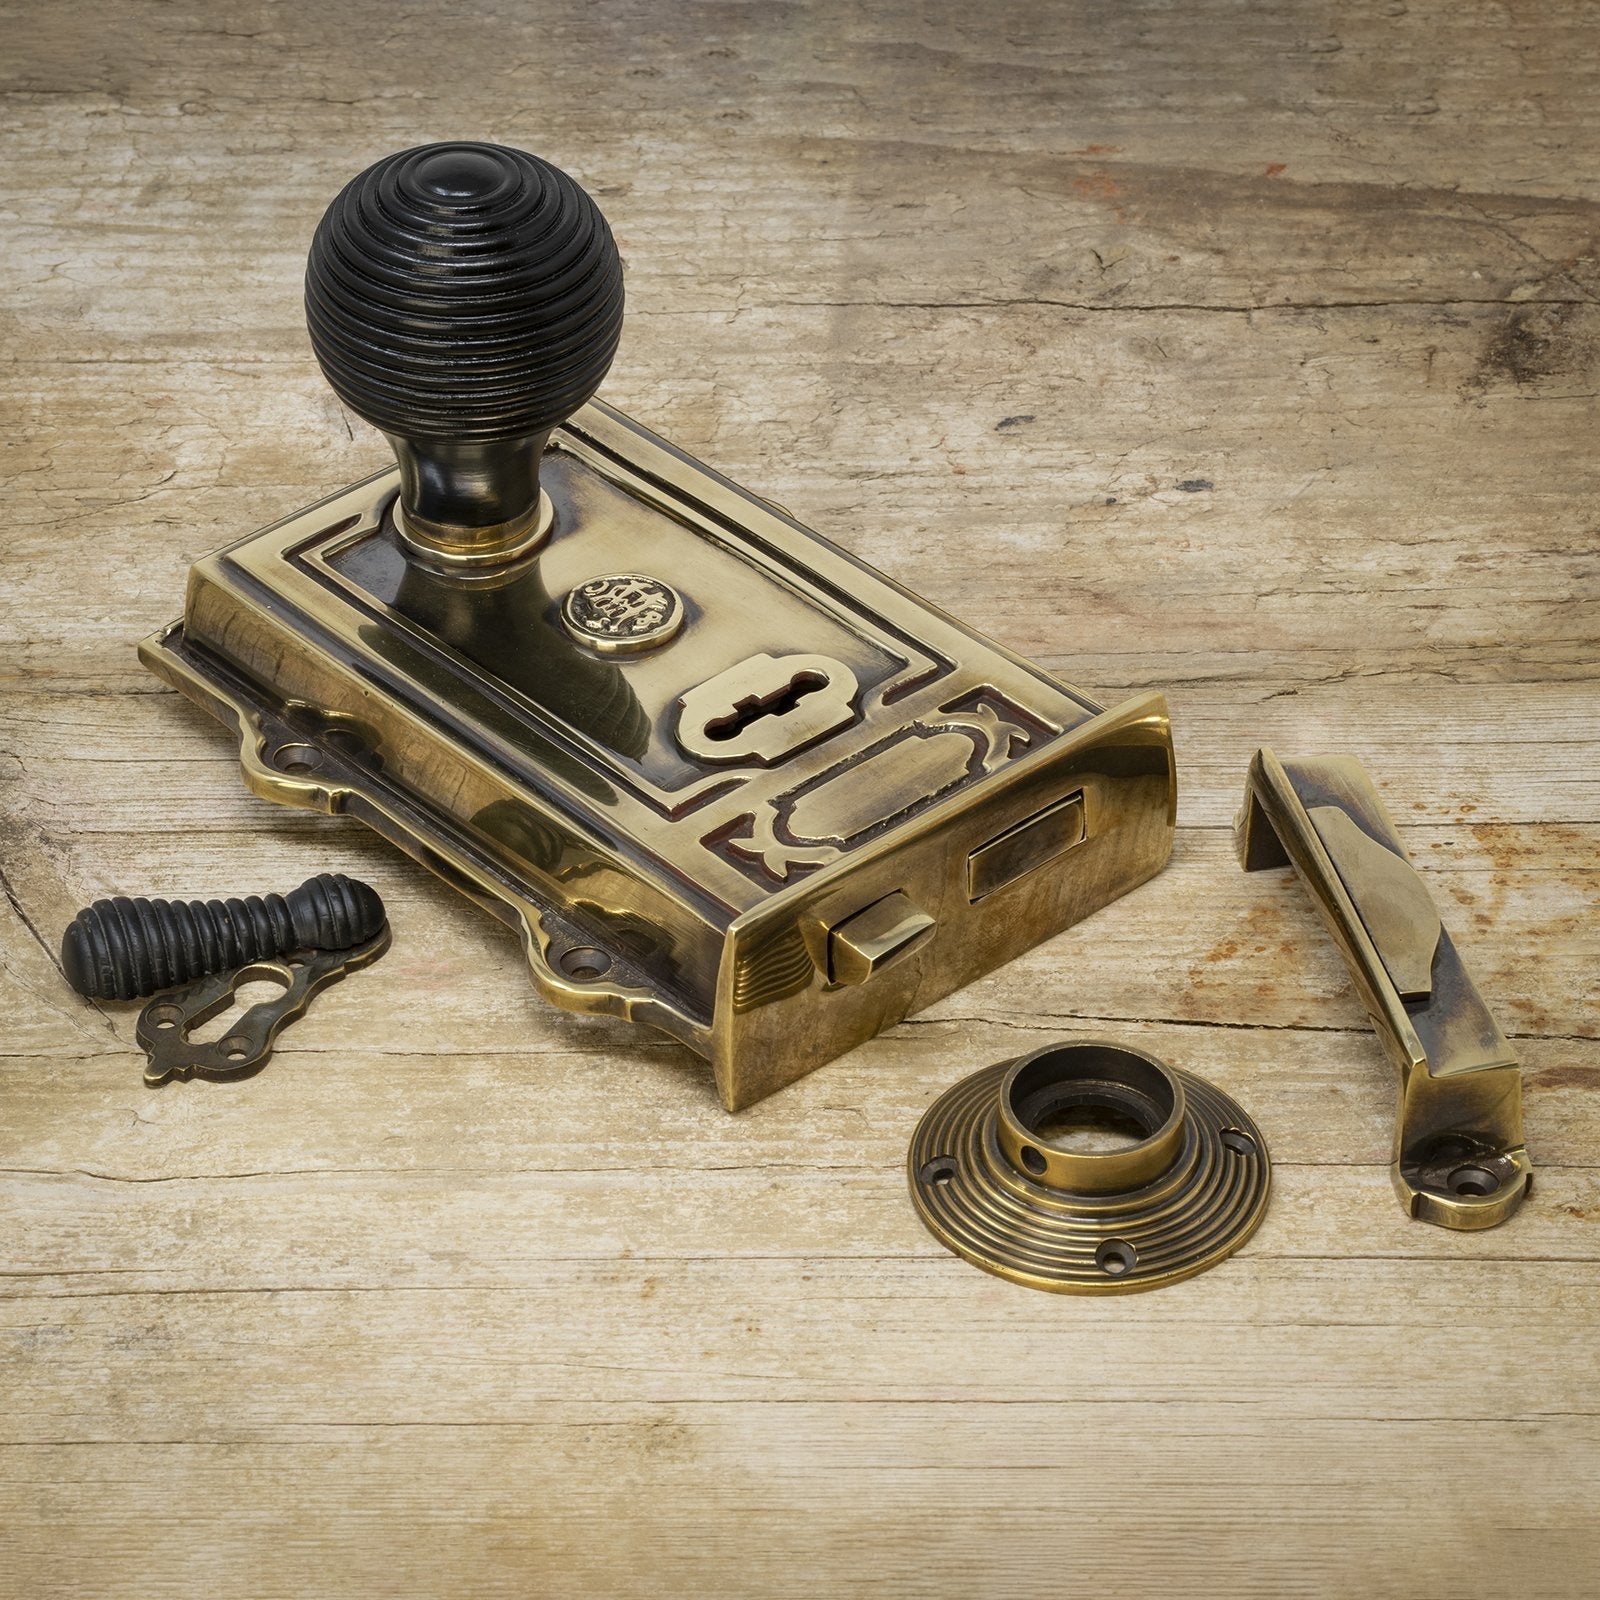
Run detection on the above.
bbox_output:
[702,670,828,742]
[676,651,859,765]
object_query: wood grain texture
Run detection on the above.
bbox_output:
[2,2,1596,1595]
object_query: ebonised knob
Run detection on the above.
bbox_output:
[305,141,624,567]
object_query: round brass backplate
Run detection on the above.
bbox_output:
[908,1040,1270,1294]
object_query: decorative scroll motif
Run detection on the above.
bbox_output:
[938,687,1060,747]
[936,701,1035,776]
[715,700,1032,883]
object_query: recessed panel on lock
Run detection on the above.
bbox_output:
[142,141,1176,1108]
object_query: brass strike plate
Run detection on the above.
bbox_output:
[142,402,1175,1108]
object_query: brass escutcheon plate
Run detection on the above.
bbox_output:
[136,927,391,1085]
[909,1041,1270,1294]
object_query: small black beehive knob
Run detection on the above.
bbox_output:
[305,142,624,566]
[61,874,386,1001]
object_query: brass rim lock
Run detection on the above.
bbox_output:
[141,140,1179,1109]
[908,1041,1270,1293]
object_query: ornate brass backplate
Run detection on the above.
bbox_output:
[1237,749,1531,1227]
[142,402,1176,1108]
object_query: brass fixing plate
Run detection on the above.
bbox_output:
[908,1041,1270,1294]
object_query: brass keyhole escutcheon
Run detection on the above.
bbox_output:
[675,652,860,765]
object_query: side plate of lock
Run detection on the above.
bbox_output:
[1237,748,1531,1228]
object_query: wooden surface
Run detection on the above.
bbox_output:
[4,3,1597,1594]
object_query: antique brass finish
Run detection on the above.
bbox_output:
[676,652,858,765]
[397,480,556,571]
[827,892,935,986]
[561,573,685,655]
[141,141,1178,1109]
[136,926,391,1085]
[1237,749,1532,1228]
[967,790,1087,901]
[909,1041,1270,1293]
[142,436,1176,1109]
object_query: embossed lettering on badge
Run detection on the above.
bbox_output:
[140,140,1177,1109]
[563,573,685,654]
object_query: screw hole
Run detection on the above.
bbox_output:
[1448,1164,1501,1198]
[1019,1144,1047,1176]
[558,946,612,981]
[1221,1127,1256,1156]
[918,1156,958,1188]
[1095,1239,1138,1277]
[222,1037,251,1062]
[271,743,321,775]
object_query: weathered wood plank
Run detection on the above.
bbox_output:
[3,1,1597,1594]
[6,290,1599,693]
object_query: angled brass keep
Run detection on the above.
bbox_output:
[1237,749,1531,1228]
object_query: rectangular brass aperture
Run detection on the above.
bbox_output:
[967,791,1087,901]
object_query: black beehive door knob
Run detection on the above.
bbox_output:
[305,141,624,567]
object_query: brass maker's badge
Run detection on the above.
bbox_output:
[562,573,684,654]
